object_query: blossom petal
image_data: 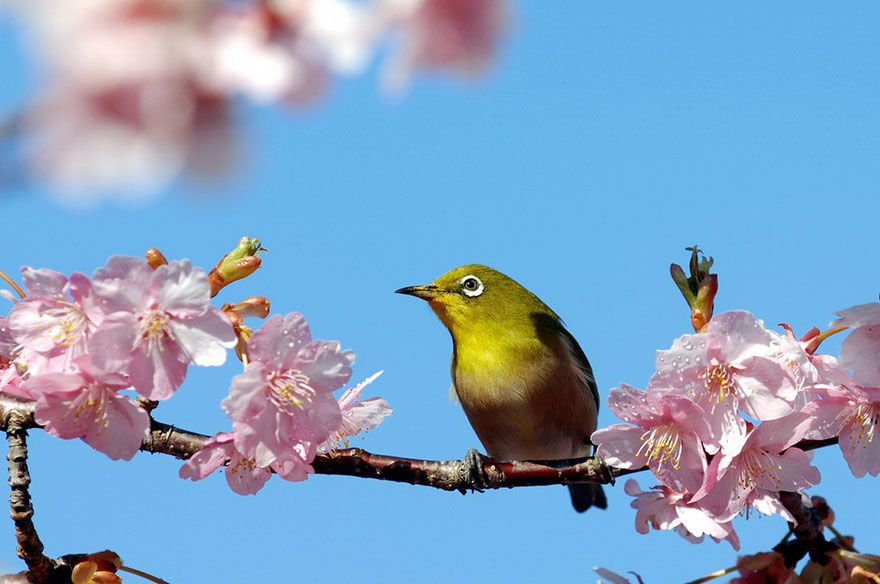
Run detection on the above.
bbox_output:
[169,309,235,367]
[179,434,235,481]
[91,256,152,313]
[222,365,268,422]
[736,356,796,419]
[607,384,658,425]
[82,392,149,460]
[840,325,880,386]
[88,312,138,371]
[289,340,354,393]
[128,337,187,400]
[592,425,648,469]
[153,260,212,317]
[21,267,67,297]
[839,418,880,478]
[225,452,272,495]
[247,313,311,369]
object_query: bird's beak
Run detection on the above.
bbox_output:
[395,284,442,300]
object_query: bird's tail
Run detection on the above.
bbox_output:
[567,483,607,513]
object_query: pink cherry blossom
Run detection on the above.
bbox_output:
[19,0,232,198]
[651,311,800,452]
[7,267,103,374]
[832,303,880,386]
[318,371,392,453]
[23,356,149,461]
[803,383,880,478]
[382,0,507,91]
[692,413,820,522]
[222,312,354,470]
[210,0,374,106]
[179,432,271,496]
[88,257,236,400]
[624,479,740,549]
[591,384,710,493]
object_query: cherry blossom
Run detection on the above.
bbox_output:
[591,384,710,493]
[729,552,794,584]
[803,383,880,478]
[88,257,236,400]
[651,311,800,452]
[222,311,354,471]
[318,370,392,453]
[19,0,232,198]
[832,303,880,387]
[179,432,271,495]
[623,479,740,549]
[6,267,103,374]
[692,413,820,522]
[382,0,508,91]
[23,356,149,461]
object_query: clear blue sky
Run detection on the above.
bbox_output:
[1,2,879,582]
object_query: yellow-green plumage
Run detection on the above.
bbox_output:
[397,264,606,512]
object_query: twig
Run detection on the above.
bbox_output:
[0,393,841,492]
[5,410,52,582]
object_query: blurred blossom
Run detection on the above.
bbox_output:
[729,551,795,584]
[19,0,233,199]
[8,0,509,199]
[381,0,508,92]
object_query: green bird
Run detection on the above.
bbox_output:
[396,265,607,512]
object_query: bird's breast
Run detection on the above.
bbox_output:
[452,336,596,461]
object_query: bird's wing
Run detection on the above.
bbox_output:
[557,326,600,414]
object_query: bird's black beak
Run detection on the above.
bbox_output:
[395,285,442,300]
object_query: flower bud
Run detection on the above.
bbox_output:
[145,248,168,269]
[222,296,271,319]
[234,324,254,363]
[670,246,717,332]
[208,237,265,297]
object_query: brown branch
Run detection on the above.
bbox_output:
[0,393,841,492]
[5,409,52,583]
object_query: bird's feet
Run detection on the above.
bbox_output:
[458,448,492,494]
[594,453,615,486]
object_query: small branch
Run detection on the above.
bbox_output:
[5,410,52,582]
[0,393,841,492]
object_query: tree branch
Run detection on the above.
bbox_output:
[0,393,841,492]
[5,409,52,583]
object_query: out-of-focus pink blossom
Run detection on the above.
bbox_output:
[20,0,232,198]
[624,479,740,549]
[651,311,800,452]
[803,383,880,478]
[88,257,236,400]
[210,0,374,105]
[592,384,710,493]
[179,432,271,495]
[318,370,392,453]
[23,356,149,461]
[832,303,880,387]
[222,311,353,471]
[381,0,507,91]
[7,267,103,374]
[692,413,820,522]
[593,567,643,584]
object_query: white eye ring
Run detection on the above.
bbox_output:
[460,275,484,297]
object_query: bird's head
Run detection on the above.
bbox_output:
[396,264,559,336]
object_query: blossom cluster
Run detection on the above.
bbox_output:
[7,0,507,198]
[0,251,391,494]
[592,307,880,549]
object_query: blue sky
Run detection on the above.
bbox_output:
[1,2,879,582]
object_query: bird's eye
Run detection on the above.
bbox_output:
[460,275,484,297]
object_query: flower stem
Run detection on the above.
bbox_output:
[0,271,25,300]
[828,525,857,552]
[119,565,170,584]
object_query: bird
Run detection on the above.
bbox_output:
[396,264,606,512]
